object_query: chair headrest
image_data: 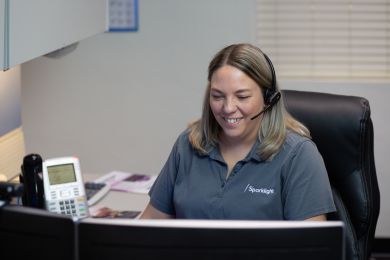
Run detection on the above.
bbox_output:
[282,90,372,183]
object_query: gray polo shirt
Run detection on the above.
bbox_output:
[149,130,336,220]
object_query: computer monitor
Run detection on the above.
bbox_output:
[78,219,345,260]
[0,205,75,260]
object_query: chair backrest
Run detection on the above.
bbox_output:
[282,90,380,260]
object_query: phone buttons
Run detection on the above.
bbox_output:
[50,190,57,200]
[73,187,80,196]
[60,190,71,198]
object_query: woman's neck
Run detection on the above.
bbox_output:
[219,133,257,162]
[219,130,258,150]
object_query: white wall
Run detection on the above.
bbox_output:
[21,0,255,174]
[21,0,389,237]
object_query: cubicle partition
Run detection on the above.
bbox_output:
[78,218,345,260]
[0,206,75,260]
[0,205,346,260]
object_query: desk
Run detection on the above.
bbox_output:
[84,174,150,212]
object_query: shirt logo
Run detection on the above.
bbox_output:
[244,184,274,195]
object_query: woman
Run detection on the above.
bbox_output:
[141,43,335,220]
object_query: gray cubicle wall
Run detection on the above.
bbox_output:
[0,66,24,180]
[0,70,21,136]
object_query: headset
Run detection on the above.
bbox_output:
[250,53,281,120]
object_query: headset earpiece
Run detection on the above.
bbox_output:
[250,53,281,120]
[266,91,281,107]
[264,88,275,105]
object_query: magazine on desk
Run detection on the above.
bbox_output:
[90,171,156,219]
[90,206,141,219]
[94,171,157,194]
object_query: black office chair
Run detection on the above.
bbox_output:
[282,90,380,260]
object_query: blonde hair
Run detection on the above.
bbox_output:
[189,43,310,160]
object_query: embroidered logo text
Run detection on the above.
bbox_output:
[244,184,274,195]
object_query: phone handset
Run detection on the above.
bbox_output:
[20,154,45,209]
[42,157,89,218]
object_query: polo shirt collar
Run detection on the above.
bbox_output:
[245,139,262,162]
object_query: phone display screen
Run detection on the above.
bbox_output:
[47,163,77,185]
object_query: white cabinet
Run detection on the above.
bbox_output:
[2,0,107,70]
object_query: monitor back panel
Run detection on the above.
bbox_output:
[78,219,345,260]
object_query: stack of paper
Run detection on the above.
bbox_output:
[94,171,157,194]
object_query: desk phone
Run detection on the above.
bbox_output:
[42,157,89,218]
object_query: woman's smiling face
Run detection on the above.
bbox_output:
[209,65,264,143]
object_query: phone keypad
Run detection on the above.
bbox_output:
[59,199,76,215]
[48,197,88,218]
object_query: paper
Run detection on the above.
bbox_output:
[108,0,138,32]
[94,171,157,194]
[89,206,141,219]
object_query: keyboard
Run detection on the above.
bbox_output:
[85,182,110,206]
